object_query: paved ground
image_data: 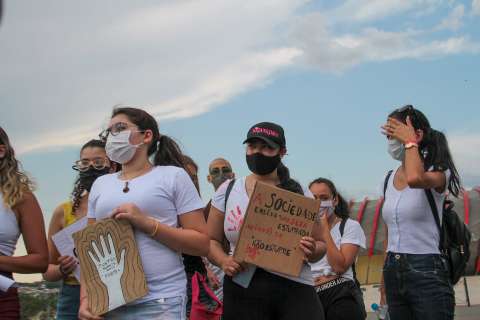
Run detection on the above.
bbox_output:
[366,306,480,319]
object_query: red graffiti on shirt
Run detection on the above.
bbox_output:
[226,205,244,232]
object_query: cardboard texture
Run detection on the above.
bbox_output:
[234,181,320,277]
[73,218,148,315]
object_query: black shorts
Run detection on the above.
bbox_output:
[316,278,365,320]
[223,268,324,320]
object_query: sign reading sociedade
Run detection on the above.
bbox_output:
[234,181,320,277]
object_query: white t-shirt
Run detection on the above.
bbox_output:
[382,166,450,254]
[87,166,204,303]
[310,219,366,281]
[211,177,315,286]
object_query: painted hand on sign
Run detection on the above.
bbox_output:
[87,233,126,311]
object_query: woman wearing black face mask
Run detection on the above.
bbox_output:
[207,122,326,320]
[43,140,115,320]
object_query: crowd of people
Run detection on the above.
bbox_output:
[0,105,460,320]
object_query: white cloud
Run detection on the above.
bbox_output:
[290,12,480,73]
[1,0,307,154]
[2,0,480,154]
[448,132,480,182]
[473,0,480,16]
[328,0,445,23]
[437,4,465,30]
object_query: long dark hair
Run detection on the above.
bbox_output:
[389,105,461,197]
[277,162,304,195]
[71,139,105,213]
[111,107,186,169]
[309,178,350,219]
[183,155,200,194]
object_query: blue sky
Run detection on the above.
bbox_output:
[1,0,480,281]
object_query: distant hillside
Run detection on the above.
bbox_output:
[18,281,60,319]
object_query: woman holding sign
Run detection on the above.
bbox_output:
[78,107,209,320]
[43,139,116,320]
[0,127,48,319]
[207,122,326,320]
[309,178,366,320]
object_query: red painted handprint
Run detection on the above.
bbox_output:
[226,205,243,232]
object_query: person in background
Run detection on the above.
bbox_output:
[43,140,116,320]
[204,157,235,300]
[183,155,217,318]
[0,127,49,319]
[380,105,460,320]
[309,178,366,320]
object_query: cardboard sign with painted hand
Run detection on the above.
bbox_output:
[73,218,148,315]
[234,181,320,277]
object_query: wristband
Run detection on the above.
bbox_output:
[150,219,159,237]
[404,141,418,149]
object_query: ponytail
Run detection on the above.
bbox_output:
[309,177,350,219]
[71,179,85,213]
[421,128,461,197]
[276,162,304,195]
[152,135,186,169]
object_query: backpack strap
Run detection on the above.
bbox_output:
[383,170,394,198]
[339,218,361,288]
[424,189,444,252]
[224,179,236,213]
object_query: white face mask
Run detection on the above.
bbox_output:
[320,200,335,218]
[388,138,405,161]
[105,130,143,164]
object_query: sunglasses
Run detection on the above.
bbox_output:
[209,166,232,175]
[73,158,109,172]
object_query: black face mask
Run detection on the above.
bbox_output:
[79,167,110,192]
[246,153,281,175]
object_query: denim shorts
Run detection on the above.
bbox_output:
[104,296,187,320]
[383,252,454,320]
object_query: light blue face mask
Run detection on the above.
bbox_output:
[388,138,405,161]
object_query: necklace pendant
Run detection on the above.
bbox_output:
[123,181,130,193]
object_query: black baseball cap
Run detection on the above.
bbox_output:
[243,122,286,149]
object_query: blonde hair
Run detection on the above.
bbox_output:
[0,127,35,208]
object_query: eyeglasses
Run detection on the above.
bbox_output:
[209,166,232,175]
[98,122,144,141]
[73,158,109,172]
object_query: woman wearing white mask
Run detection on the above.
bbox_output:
[309,178,366,320]
[78,107,209,320]
[380,105,460,320]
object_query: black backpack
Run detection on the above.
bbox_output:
[425,190,472,284]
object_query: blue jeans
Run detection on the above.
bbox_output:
[383,252,454,320]
[104,296,186,320]
[56,283,80,320]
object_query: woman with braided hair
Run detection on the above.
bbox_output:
[43,139,117,320]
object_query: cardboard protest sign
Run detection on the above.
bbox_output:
[73,218,148,315]
[234,181,320,277]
